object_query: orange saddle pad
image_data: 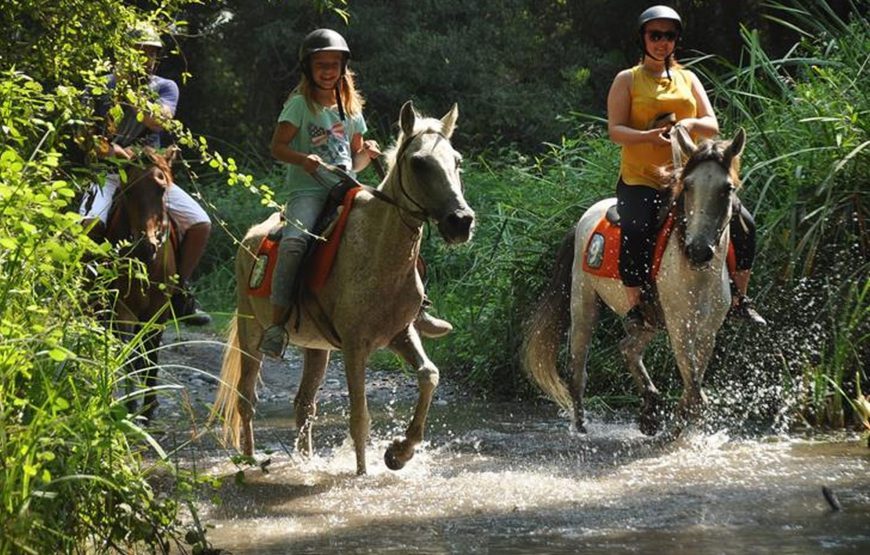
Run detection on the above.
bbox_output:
[581,211,735,281]
[247,187,362,297]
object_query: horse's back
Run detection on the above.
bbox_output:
[233,194,409,350]
[572,198,632,316]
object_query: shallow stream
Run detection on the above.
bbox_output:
[190,398,869,554]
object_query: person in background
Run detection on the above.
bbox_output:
[79,22,212,326]
[606,5,766,331]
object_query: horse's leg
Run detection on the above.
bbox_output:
[342,345,372,475]
[236,310,264,456]
[141,330,163,422]
[669,327,716,425]
[567,284,600,433]
[293,348,330,457]
[618,327,662,435]
[384,328,438,471]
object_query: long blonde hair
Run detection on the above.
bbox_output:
[291,68,365,117]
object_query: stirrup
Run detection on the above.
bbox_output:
[171,285,212,326]
[729,295,767,326]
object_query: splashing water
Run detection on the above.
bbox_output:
[193,399,869,554]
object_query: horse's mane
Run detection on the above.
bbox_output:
[381,114,449,175]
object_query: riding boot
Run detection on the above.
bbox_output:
[259,324,289,359]
[171,278,212,326]
[414,296,453,338]
[729,294,767,326]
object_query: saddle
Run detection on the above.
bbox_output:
[247,185,362,298]
[581,202,736,281]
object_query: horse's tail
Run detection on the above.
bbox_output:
[521,227,576,411]
[211,314,243,450]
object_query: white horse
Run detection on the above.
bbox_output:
[213,102,475,475]
[523,128,746,435]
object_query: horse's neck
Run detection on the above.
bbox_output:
[355,175,424,271]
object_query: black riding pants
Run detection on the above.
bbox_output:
[617,179,665,287]
[730,196,756,271]
[616,178,757,287]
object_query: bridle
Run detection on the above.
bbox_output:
[315,128,451,229]
[119,162,172,259]
[672,154,733,251]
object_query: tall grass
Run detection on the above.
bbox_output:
[695,0,869,428]
[0,71,193,552]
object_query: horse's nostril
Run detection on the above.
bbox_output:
[447,212,474,234]
[687,243,714,264]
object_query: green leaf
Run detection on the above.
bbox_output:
[48,348,68,361]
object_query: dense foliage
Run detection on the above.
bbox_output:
[173,0,828,152]
[0,1,221,552]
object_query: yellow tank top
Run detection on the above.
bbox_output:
[620,65,697,188]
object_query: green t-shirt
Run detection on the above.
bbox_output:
[277,94,368,200]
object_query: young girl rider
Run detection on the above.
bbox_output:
[258,29,452,358]
[606,5,766,331]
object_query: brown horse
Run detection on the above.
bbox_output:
[213,101,475,475]
[105,146,178,421]
[523,128,746,435]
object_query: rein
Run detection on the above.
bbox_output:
[315,128,446,227]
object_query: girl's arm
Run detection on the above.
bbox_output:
[270,121,321,174]
[676,71,719,138]
[607,69,670,148]
[351,133,380,172]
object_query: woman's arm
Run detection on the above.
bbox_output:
[270,121,321,173]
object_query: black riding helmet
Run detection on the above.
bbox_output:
[299,29,351,120]
[637,5,682,80]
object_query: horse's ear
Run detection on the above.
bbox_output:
[441,103,459,139]
[675,125,697,158]
[725,128,746,160]
[400,101,416,136]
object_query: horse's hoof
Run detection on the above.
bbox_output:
[384,440,410,471]
[573,422,588,434]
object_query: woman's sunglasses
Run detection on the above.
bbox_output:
[646,30,678,42]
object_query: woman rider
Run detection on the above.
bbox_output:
[606,5,766,330]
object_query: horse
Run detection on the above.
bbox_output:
[104,146,178,421]
[522,127,746,435]
[213,101,475,475]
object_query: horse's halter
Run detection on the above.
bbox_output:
[389,128,452,226]
[673,159,733,257]
[318,128,449,231]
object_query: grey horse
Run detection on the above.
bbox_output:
[523,128,746,435]
[213,102,475,475]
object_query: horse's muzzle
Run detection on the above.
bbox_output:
[686,242,715,267]
[438,208,475,244]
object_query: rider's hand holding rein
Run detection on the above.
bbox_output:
[352,138,381,173]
